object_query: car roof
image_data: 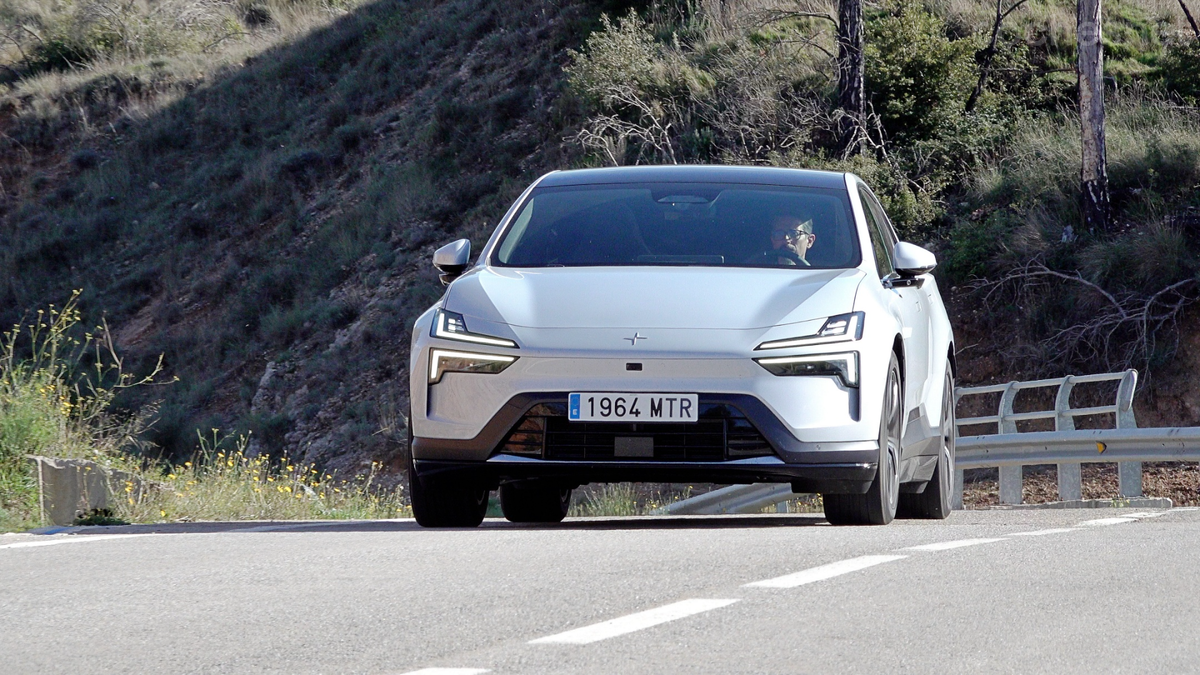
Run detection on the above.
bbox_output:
[537,165,849,190]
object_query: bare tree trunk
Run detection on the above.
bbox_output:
[1078,0,1110,233]
[836,0,864,156]
[1180,0,1200,37]
[966,0,1030,113]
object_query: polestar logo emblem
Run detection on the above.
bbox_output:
[624,332,648,346]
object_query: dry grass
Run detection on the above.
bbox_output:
[117,438,409,523]
[0,0,362,140]
[931,0,1188,33]
[568,483,697,517]
[972,92,1200,226]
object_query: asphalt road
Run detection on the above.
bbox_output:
[3,507,1199,674]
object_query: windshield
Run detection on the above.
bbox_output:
[491,182,860,269]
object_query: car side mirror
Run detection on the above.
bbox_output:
[893,242,936,277]
[433,239,471,285]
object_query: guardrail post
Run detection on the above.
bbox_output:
[1116,370,1142,498]
[998,381,1023,504]
[953,387,965,509]
[1054,376,1082,501]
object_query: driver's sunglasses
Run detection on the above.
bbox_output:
[772,228,808,241]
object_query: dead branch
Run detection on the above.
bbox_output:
[1180,0,1200,38]
[966,0,1031,113]
[973,260,1199,373]
[753,10,839,28]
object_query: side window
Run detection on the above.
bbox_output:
[864,190,899,247]
[858,187,894,279]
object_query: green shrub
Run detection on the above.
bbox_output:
[864,0,1019,187]
[1158,38,1200,104]
[566,9,833,165]
[0,293,166,529]
[865,0,979,143]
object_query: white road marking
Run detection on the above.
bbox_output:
[529,599,738,645]
[744,555,907,589]
[903,538,1005,552]
[1009,528,1077,536]
[1079,517,1137,527]
[0,534,146,550]
[394,669,489,675]
[1123,511,1168,519]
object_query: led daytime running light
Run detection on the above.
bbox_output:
[754,352,859,387]
[429,348,517,384]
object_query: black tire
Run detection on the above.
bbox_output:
[824,353,902,526]
[500,482,571,523]
[407,408,488,528]
[898,367,955,519]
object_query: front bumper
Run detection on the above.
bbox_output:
[412,392,879,493]
[413,352,874,444]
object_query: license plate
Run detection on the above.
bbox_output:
[568,393,698,422]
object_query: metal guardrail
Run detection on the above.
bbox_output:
[664,483,796,516]
[953,370,1141,508]
[668,368,1200,515]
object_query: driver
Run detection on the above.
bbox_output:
[768,215,816,266]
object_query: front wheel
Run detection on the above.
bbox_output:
[824,353,901,526]
[408,409,488,528]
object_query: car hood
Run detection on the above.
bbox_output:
[446,266,865,331]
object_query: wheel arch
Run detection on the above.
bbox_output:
[891,334,906,391]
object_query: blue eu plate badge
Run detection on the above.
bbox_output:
[569,393,581,420]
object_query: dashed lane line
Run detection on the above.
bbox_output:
[903,538,1006,552]
[393,662,487,667]
[1009,528,1078,536]
[743,554,907,589]
[393,669,489,675]
[529,599,739,645]
[0,534,148,550]
[1079,517,1138,527]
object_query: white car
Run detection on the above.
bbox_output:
[407,165,955,527]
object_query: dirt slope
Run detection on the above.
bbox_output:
[0,0,614,477]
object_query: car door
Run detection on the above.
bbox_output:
[858,186,931,453]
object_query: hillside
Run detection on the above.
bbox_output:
[1,0,625,476]
[1,0,1199,492]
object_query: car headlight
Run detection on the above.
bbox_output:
[755,311,864,350]
[429,348,518,384]
[754,352,859,387]
[431,309,518,348]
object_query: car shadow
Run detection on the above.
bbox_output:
[44,513,828,536]
[489,514,829,531]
